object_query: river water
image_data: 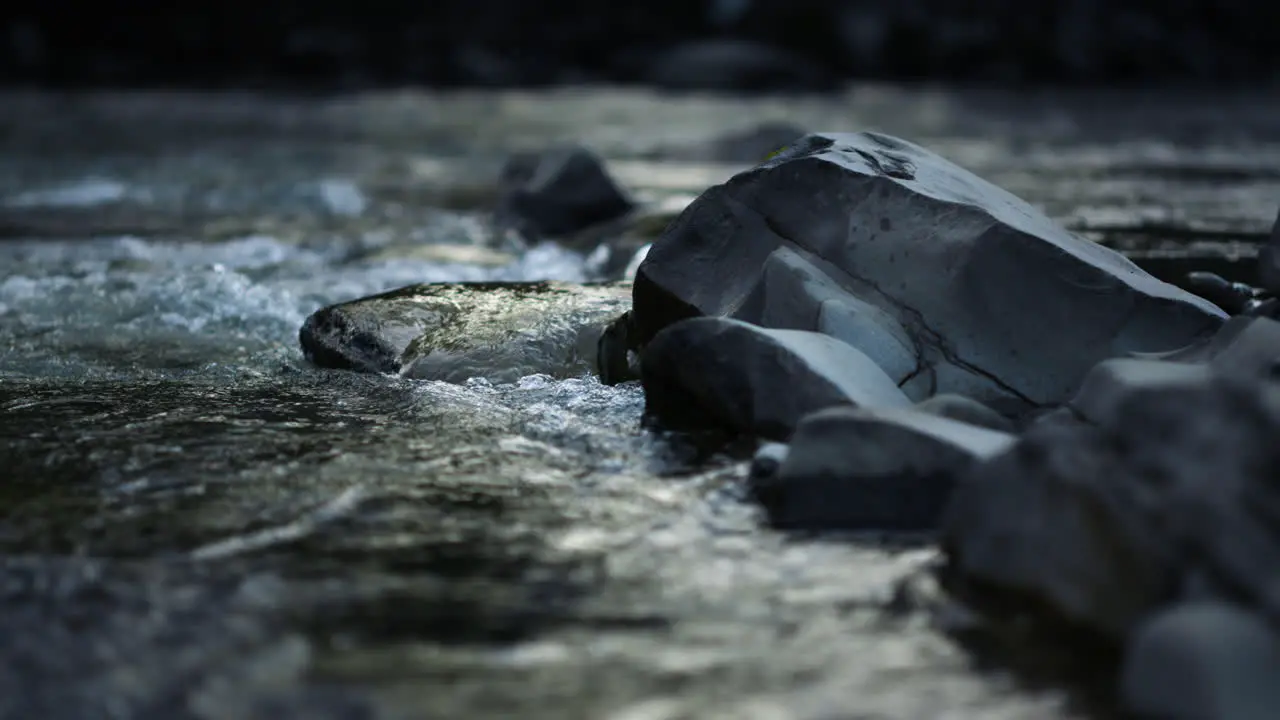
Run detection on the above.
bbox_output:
[1,87,1278,720]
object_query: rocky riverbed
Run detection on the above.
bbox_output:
[2,87,1279,720]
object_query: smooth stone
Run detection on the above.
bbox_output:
[755,405,1015,531]
[1122,602,1280,720]
[746,246,921,388]
[299,281,631,383]
[639,316,910,440]
[628,131,1227,418]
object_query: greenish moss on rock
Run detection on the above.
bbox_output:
[300,281,631,383]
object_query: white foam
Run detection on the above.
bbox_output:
[4,178,142,208]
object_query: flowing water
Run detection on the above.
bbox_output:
[2,86,1279,720]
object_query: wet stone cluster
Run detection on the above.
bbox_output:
[306,130,1280,719]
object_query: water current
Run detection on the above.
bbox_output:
[2,87,1279,719]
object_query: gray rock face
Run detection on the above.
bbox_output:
[299,281,631,383]
[630,131,1227,417]
[942,370,1280,638]
[496,146,635,239]
[753,406,1015,532]
[1121,602,1280,720]
[639,316,910,440]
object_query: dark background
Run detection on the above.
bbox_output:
[2,0,1277,90]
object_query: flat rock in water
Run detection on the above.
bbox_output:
[299,281,631,383]
[629,131,1227,417]
[753,405,1015,532]
[942,373,1280,638]
[640,316,910,440]
[1121,602,1280,720]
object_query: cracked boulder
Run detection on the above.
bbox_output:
[299,281,631,383]
[628,131,1227,418]
[942,369,1280,639]
[640,316,910,440]
[752,405,1015,532]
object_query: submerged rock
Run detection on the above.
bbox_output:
[627,131,1226,417]
[495,145,635,239]
[640,316,910,440]
[1121,602,1280,720]
[754,405,1015,532]
[299,281,631,383]
[942,369,1280,638]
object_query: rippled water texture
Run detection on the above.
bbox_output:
[2,87,1279,719]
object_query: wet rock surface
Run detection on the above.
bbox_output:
[941,359,1280,716]
[3,87,1280,720]
[629,130,1227,418]
[299,281,630,382]
[752,406,1015,532]
[640,316,910,440]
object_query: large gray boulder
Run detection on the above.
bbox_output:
[942,369,1280,638]
[299,281,631,383]
[628,131,1227,416]
[640,316,910,440]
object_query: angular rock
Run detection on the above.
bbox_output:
[1069,358,1214,427]
[943,373,1280,638]
[496,145,634,238]
[640,316,910,440]
[754,406,1015,531]
[299,281,631,383]
[1121,602,1280,720]
[628,131,1227,417]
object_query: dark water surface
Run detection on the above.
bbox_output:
[1,87,1278,719]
